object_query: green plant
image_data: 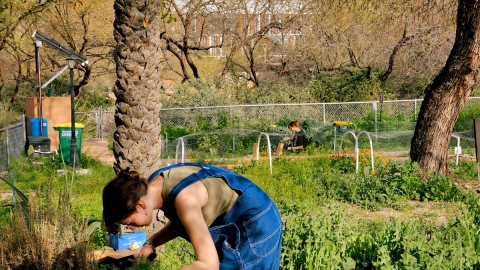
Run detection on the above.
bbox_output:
[0,102,21,128]
[418,173,464,202]
[75,85,115,111]
[454,104,480,131]
[309,68,385,102]
[3,144,480,269]
[161,124,190,141]
[88,220,106,250]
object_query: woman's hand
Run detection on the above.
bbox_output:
[135,221,176,262]
[138,243,154,257]
[283,136,291,141]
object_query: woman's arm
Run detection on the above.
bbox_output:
[176,182,219,270]
[138,220,177,257]
[287,145,304,150]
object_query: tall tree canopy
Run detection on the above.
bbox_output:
[411,0,480,174]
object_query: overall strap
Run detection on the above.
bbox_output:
[147,162,208,183]
[167,164,217,203]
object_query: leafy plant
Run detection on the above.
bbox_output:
[454,104,480,132]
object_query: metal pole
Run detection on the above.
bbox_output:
[6,127,16,206]
[333,127,336,151]
[379,103,383,122]
[22,114,26,146]
[230,105,235,153]
[6,126,9,167]
[35,40,43,135]
[165,133,168,154]
[95,109,99,139]
[414,99,417,122]
[323,103,326,125]
[69,67,77,166]
[100,106,104,140]
[374,109,378,144]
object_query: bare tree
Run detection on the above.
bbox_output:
[281,0,456,99]
[40,0,116,96]
[410,0,480,174]
[0,0,59,102]
[219,0,308,87]
[159,0,227,82]
[380,24,436,82]
[0,1,59,52]
[0,0,116,107]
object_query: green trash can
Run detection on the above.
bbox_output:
[53,123,85,163]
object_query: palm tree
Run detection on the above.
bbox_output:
[112,0,164,177]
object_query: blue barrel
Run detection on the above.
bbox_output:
[30,118,48,136]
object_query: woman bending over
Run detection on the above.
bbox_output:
[102,162,282,270]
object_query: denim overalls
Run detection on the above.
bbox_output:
[148,163,282,270]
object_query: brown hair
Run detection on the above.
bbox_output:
[102,169,148,234]
[288,119,300,128]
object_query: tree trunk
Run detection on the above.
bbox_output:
[410,0,480,174]
[112,0,163,178]
[73,64,91,97]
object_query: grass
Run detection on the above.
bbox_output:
[0,151,480,269]
[0,172,97,269]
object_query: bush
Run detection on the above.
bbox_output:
[454,104,480,132]
[309,68,385,102]
[0,102,21,128]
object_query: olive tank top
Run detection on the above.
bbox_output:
[160,166,239,227]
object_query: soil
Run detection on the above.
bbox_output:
[343,200,461,226]
[1,191,12,201]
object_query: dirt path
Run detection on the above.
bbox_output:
[82,139,115,165]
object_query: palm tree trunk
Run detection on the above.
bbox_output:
[112,0,164,178]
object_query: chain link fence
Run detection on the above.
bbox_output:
[76,98,480,162]
[79,99,428,141]
[2,98,480,172]
[0,117,26,173]
[158,101,416,129]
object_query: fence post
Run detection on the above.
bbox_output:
[22,114,26,146]
[414,99,418,122]
[474,119,480,180]
[6,123,9,167]
[323,103,326,125]
[372,102,378,144]
[95,108,99,139]
[100,106,104,140]
[252,143,259,159]
[6,125,17,205]
[230,105,234,152]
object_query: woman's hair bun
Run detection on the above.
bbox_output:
[118,168,141,181]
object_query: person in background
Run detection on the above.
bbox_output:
[102,162,282,270]
[283,119,308,152]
